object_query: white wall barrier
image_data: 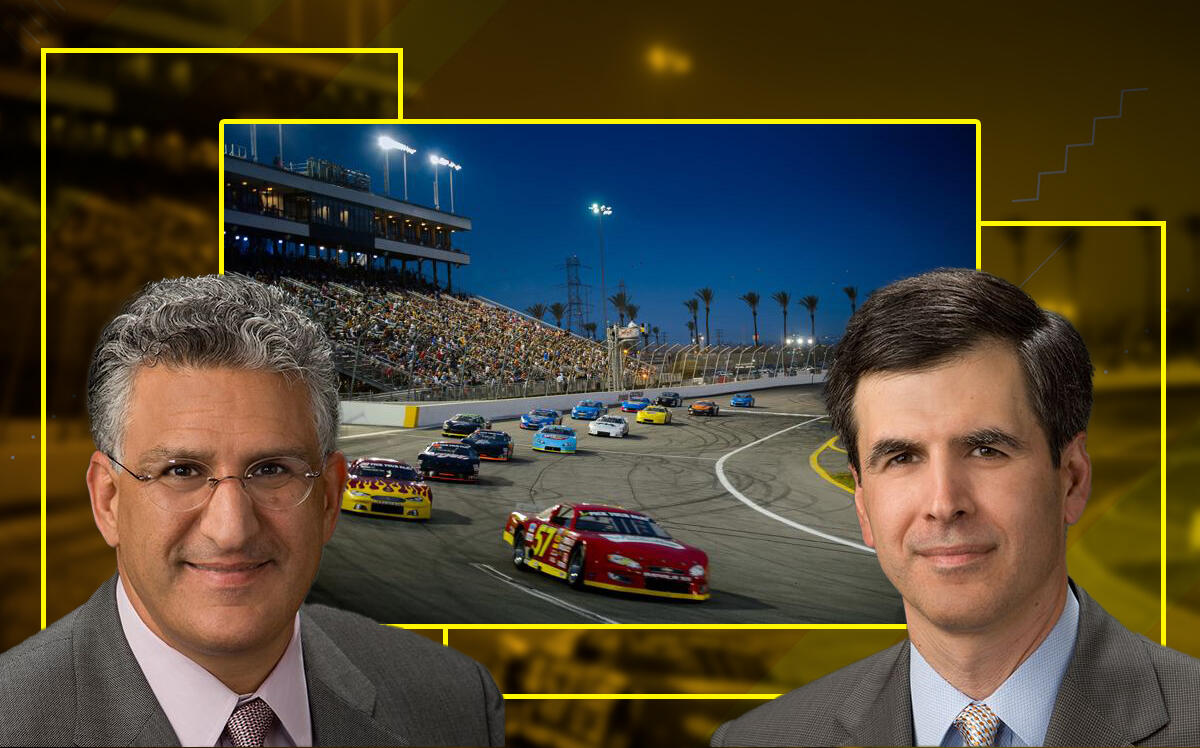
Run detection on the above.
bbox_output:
[340,373,826,429]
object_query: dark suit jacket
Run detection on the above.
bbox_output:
[712,584,1200,747]
[0,576,504,746]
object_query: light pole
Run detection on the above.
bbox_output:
[590,203,613,331]
[377,136,416,199]
[430,154,461,212]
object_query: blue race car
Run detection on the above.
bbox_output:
[571,399,607,420]
[730,392,755,407]
[620,396,652,413]
[521,408,562,430]
[532,425,578,454]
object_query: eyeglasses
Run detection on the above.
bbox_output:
[107,454,323,512]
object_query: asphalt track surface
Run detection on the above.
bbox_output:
[307,385,905,624]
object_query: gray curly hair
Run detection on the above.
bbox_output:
[87,274,339,459]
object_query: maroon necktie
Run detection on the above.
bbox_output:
[223,697,277,747]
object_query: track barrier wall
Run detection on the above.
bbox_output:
[340,374,827,429]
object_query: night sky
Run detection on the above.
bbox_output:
[224,122,975,345]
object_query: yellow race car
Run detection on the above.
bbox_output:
[341,457,432,520]
[636,405,673,425]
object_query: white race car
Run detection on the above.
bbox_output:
[588,415,629,438]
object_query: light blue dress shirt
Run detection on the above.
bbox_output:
[909,586,1080,746]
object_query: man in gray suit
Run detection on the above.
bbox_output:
[0,275,504,746]
[714,269,1200,747]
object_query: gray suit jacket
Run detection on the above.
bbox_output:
[0,576,504,746]
[713,584,1200,746]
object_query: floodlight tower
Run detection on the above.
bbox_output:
[590,202,612,329]
[377,135,416,199]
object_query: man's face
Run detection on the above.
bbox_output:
[89,366,344,662]
[850,343,1089,634]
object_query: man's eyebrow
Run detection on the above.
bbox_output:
[864,438,921,471]
[137,445,315,465]
[955,428,1026,451]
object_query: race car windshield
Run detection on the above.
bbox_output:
[532,410,557,417]
[473,431,505,440]
[435,444,474,455]
[598,417,621,424]
[575,512,671,538]
[544,427,572,436]
[357,464,418,481]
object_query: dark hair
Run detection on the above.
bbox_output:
[824,268,1093,471]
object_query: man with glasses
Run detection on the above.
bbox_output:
[0,275,503,746]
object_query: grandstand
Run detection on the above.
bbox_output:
[232,254,817,403]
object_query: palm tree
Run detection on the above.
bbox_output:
[771,291,790,343]
[583,321,597,340]
[684,299,699,344]
[609,291,630,326]
[800,295,819,343]
[548,302,566,328]
[695,287,714,346]
[686,319,696,345]
[740,291,761,345]
[843,286,858,315]
[625,303,639,323]
[652,325,661,344]
[525,303,547,322]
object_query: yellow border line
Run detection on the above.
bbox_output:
[810,436,853,495]
[39,49,47,630]
[502,693,782,700]
[40,46,401,630]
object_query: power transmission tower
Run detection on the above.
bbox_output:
[565,254,587,334]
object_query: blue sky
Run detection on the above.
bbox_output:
[226,122,975,345]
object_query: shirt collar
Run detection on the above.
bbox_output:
[909,585,1080,746]
[116,576,312,746]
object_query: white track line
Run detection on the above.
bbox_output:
[714,415,875,554]
[471,563,620,624]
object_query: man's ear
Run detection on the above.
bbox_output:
[1060,432,1091,526]
[850,461,876,549]
[320,451,347,544]
[87,450,121,548]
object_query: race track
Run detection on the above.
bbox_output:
[307,384,905,624]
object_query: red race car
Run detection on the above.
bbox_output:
[502,502,709,601]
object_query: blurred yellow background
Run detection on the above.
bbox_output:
[2,5,1197,746]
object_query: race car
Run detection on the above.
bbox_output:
[461,429,514,461]
[571,399,607,420]
[636,405,673,425]
[620,396,652,412]
[341,457,431,520]
[588,415,629,438]
[730,393,756,408]
[532,425,578,454]
[688,400,720,416]
[503,502,710,601]
[441,412,491,438]
[520,408,562,429]
[417,441,481,482]
[655,391,683,407]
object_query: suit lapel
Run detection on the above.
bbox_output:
[838,641,915,747]
[301,610,410,746]
[72,576,181,747]
[1043,583,1167,747]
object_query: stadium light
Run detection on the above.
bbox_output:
[589,203,614,331]
[429,154,462,213]
[378,136,416,200]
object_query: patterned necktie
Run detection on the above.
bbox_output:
[224,697,277,747]
[954,701,1001,747]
